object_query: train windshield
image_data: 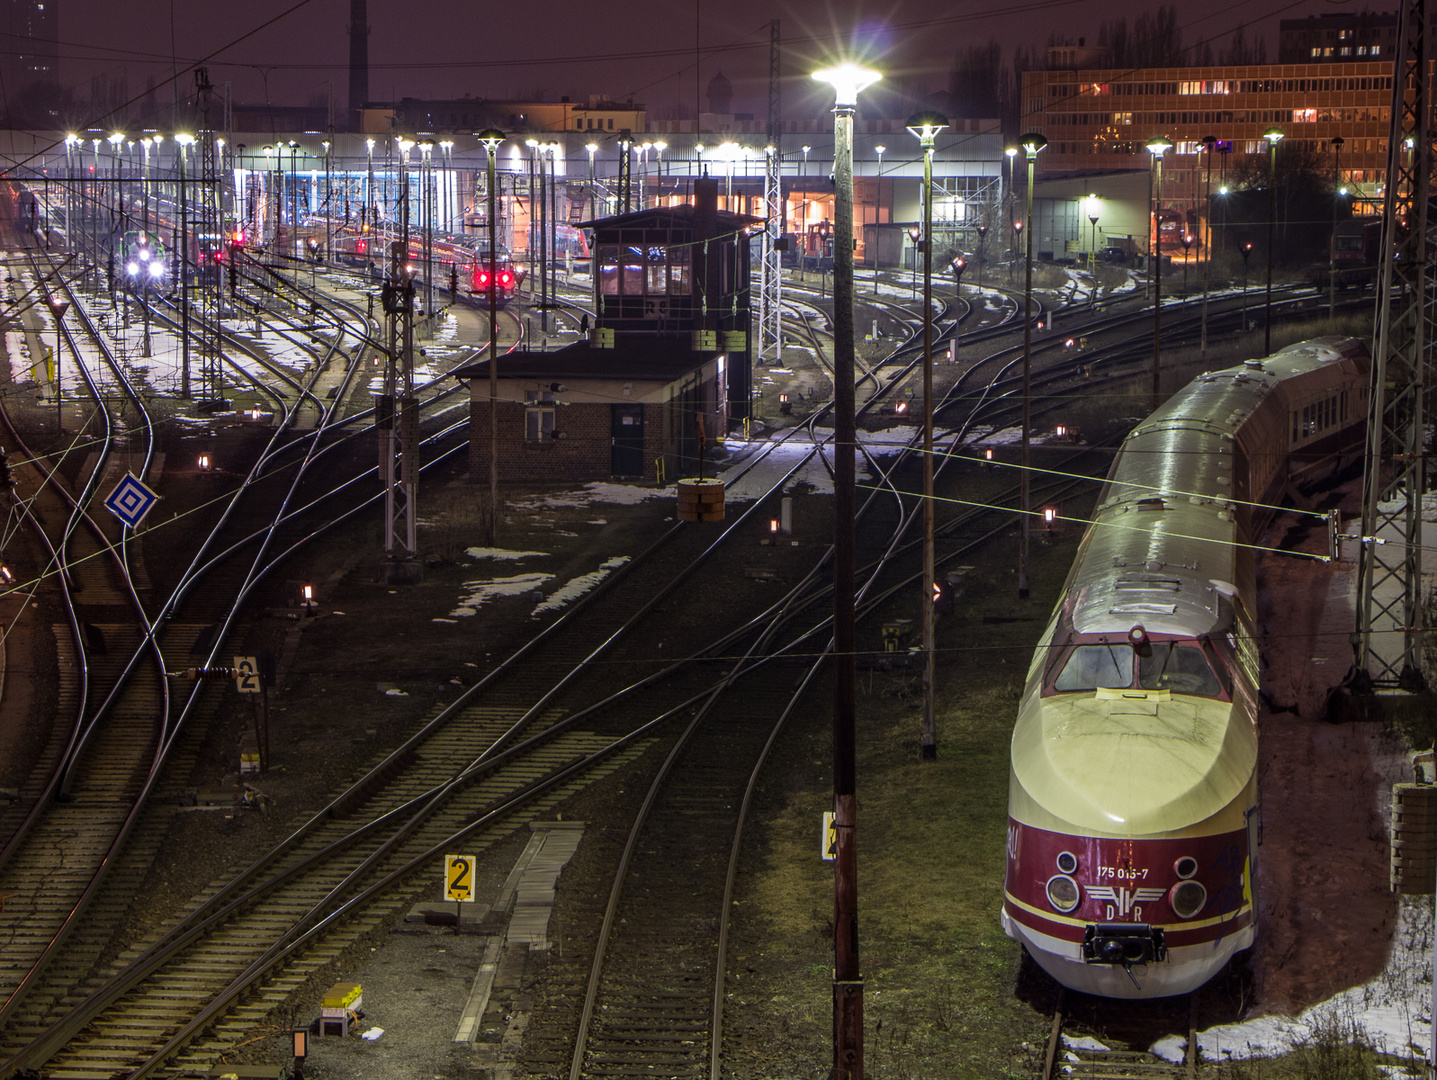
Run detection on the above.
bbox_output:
[1138,641,1224,696]
[1053,645,1132,691]
[1049,637,1226,697]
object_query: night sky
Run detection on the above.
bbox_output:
[59,0,1351,123]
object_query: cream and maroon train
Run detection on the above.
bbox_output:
[1002,337,1370,998]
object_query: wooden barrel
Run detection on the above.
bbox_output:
[677,478,725,522]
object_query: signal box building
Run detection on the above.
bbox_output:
[453,177,757,484]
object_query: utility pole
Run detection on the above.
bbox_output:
[758,20,783,385]
[1352,0,1431,697]
[379,175,418,563]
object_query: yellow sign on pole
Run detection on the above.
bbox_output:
[444,854,477,902]
[821,812,837,862]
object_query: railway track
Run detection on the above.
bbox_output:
[0,189,1372,1076]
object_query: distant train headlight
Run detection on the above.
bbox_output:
[148,262,164,278]
[126,261,140,276]
[1169,880,1207,919]
[1046,875,1080,913]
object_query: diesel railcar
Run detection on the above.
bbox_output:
[1002,337,1370,998]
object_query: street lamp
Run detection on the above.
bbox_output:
[585,142,599,217]
[48,297,69,431]
[1005,146,1018,281]
[1241,240,1253,328]
[1085,195,1099,264]
[1330,135,1344,319]
[906,107,947,762]
[874,144,885,294]
[478,128,505,547]
[975,223,987,292]
[1018,132,1045,602]
[1146,134,1172,410]
[907,224,920,298]
[1263,126,1283,354]
[813,57,880,1080]
[176,131,196,397]
[1201,135,1216,355]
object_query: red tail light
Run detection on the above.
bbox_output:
[500,271,513,286]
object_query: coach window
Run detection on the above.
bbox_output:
[598,245,620,295]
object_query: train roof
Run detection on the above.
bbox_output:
[1069,337,1366,639]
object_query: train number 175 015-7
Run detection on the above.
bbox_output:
[1096,865,1148,881]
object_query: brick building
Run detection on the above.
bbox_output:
[453,177,755,485]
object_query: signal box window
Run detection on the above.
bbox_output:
[598,245,619,295]
[525,390,555,442]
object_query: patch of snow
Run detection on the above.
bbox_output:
[1151,899,1432,1068]
[450,571,553,616]
[464,547,547,561]
[532,556,629,615]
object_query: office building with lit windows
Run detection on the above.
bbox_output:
[0,0,59,126]
[1020,60,1395,254]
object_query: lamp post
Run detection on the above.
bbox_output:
[873,145,885,295]
[1085,196,1099,264]
[1018,132,1045,602]
[48,297,68,431]
[907,225,920,299]
[813,58,880,1080]
[1005,146,1018,282]
[478,129,504,547]
[975,223,987,292]
[418,139,435,320]
[1200,135,1216,356]
[1146,134,1172,410]
[586,142,599,217]
[1263,126,1283,354]
[176,131,196,397]
[1241,241,1253,328]
[907,108,947,763]
[1330,135,1344,319]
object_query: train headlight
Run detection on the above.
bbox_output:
[1169,879,1207,919]
[1056,851,1078,874]
[126,261,140,276]
[1174,856,1198,879]
[1046,875,1080,913]
[148,262,164,278]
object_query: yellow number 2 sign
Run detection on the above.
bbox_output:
[444,854,476,902]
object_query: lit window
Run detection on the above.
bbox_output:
[1293,108,1317,123]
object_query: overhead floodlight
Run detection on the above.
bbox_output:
[174,132,195,147]
[812,61,882,107]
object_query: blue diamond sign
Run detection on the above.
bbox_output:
[104,472,160,530]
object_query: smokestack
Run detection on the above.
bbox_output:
[349,0,369,124]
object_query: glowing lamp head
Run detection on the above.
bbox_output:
[1146,134,1173,157]
[1264,127,1285,147]
[1020,132,1048,158]
[812,61,882,107]
[906,110,949,147]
